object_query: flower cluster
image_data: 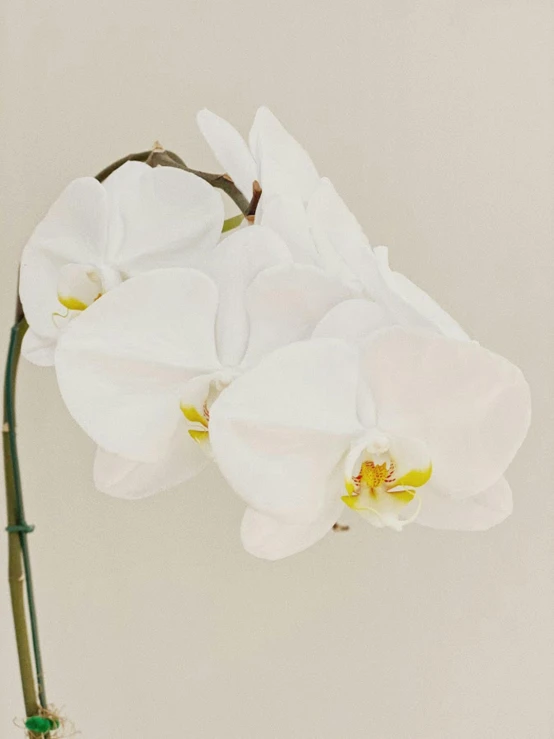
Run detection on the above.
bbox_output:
[19,108,531,560]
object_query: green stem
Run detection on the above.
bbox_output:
[94,150,152,182]
[4,318,47,720]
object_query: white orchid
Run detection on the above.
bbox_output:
[19,161,224,366]
[54,226,353,498]
[209,327,531,560]
[197,108,468,341]
[16,113,530,560]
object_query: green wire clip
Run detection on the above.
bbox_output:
[5,523,35,534]
[24,715,60,732]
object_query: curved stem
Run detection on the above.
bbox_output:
[96,147,252,216]
[4,318,46,718]
[94,151,153,183]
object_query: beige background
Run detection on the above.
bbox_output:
[1,1,553,737]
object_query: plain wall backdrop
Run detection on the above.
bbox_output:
[1,1,553,737]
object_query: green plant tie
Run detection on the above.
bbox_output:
[6,523,35,534]
[25,716,60,733]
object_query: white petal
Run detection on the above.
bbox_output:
[361,327,531,497]
[21,328,56,367]
[242,264,353,368]
[307,178,373,286]
[307,181,433,328]
[56,269,221,462]
[374,246,469,340]
[249,107,320,202]
[19,178,109,342]
[94,420,210,499]
[312,298,391,342]
[305,179,445,328]
[104,162,224,273]
[196,109,258,199]
[416,477,513,530]
[241,498,344,560]
[204,225,291,367]
[210,339,361,523]
[22,177,109,262]
[258,194,319,265]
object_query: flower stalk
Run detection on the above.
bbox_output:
[95,145,252,215]
[3,312,47,723]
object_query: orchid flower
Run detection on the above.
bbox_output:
[208,327,531,560]
[54,226,353,498]
[19,161,224,366]
[197,107,468,341]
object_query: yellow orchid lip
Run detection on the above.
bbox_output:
[343,460,432,500]
[180,402,211,445]
[344,478,357,496]
[342,437,432,530]
[57,294,91,312]
[56,263,123,318]
[187,429,209,445]
[180,373,239,447]
[180,404,209,429]
[394,465,433,489]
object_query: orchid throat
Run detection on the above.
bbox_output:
[342,432,432,531]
